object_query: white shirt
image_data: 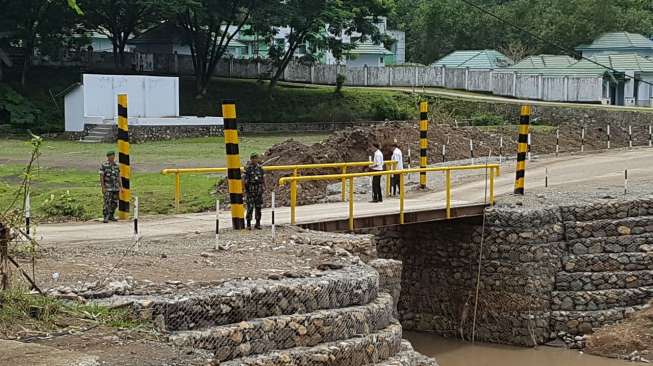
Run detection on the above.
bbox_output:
[391,147,403,170]
[371,149,384,171]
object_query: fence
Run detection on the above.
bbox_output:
[81,51,608,104]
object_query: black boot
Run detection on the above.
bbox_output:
[255,221,261,230]
[247,220,252,230]
[103,216,109,223]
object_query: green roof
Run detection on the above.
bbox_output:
[511,55,576,69]
[497,53,653,76]
[576,32,653,51]
[572,54,653,72]
[346,42,393,55]
[432,50,513,69]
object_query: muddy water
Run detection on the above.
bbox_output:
[405,332,633,366]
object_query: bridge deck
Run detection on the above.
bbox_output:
[299,204,487,232]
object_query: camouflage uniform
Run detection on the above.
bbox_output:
[100,161,121,220]
[243,161,265,228]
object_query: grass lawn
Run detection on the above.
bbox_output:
[0,134,328,221]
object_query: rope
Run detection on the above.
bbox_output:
[471,150,491,343]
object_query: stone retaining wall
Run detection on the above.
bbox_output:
[372,199,653,345]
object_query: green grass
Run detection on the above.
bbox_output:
[0,286,148,337]
[0,134,329,221]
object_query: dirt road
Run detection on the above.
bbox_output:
[34,148,653,244]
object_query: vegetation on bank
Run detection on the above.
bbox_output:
[0,286,147,338]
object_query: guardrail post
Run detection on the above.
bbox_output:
[399,173,405,224]
[175,172,181,212]
[419,101,428,189]
[341,166,347,202]
[222,99,245,230]
[290,179,297,225]
[117,94,131,220]
[445,169,451,218]
[348,177,354,231]
[514,105,530,195]
[489,168,495,205]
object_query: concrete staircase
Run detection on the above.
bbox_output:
[80,124,114,143]
[126,261,437,365]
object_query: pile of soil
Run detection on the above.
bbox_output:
[585,302,653,361]
[219,120,641,208]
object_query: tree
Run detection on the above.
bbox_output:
[80,0,162,69]
[266,0,394,89]
[170,0,267,96]
[7,0,79,86]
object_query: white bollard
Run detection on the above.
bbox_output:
[442,144,446,163]
[649,125,652,147]
[607,124,611,149]
[214,199,220,250]
[499,136,503,164]
[527,133,532,161]
[624,169,628,195]
[271,192,276,243]
[555,128,560,156]
[629,125,633,150]
[407,148,411,168]
[580,126,585,153]
[545,168,548,188]
[133,196,139,240]
[469,139,474,165]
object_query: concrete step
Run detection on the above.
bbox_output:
[556,270,653,291]
[220,323,403,366]
[562,252,653,272]
[169,293,394,362]
[102,263,379,331]
[551,304,649,335]
[566,233,653,255]
[378,341,439,366]
[551,287,653,311]
[565,216,653,240]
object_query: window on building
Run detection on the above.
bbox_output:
[380,56,384,65]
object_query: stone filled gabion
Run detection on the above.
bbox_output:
[375,198,653,345]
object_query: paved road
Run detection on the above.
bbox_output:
[35,149,653,244]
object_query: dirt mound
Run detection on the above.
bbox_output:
[585,302,653,361]
[217,120,622,208]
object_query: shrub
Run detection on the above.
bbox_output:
[41,191,87,219]
[335,73,346,95]
[371,97,411,120]
[470,112,505,126]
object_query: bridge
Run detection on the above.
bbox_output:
[34,148,653,244]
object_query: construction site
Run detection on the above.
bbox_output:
[1,92,652,366]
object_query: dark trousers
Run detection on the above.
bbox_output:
[372,175,382,202]
[392,174,400,195]
[246,198,262,225]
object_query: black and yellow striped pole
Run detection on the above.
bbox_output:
[514,105,530,195]
[222,99,245,230]
[117,94,131,219]
[419,101,428,189]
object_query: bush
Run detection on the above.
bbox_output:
[371,97,412,120]
[0,84,42,129]
[41,191,87,219]
[335,73,346,95]
[470,112,505,126]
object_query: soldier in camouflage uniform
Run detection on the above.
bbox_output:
[99,151,121,223]
[243,153,265,229]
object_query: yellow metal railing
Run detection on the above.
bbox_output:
[279,164,500,231]
[161,160,397,211]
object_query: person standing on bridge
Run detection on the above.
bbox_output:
[370,143,384,203]
[99,151,121,223]
[244,152,265,229]
[391,140,403,196]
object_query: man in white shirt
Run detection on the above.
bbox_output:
[370,143,384,203]
[390,141,403,196]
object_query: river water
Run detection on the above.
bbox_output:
[405,332,633,366]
